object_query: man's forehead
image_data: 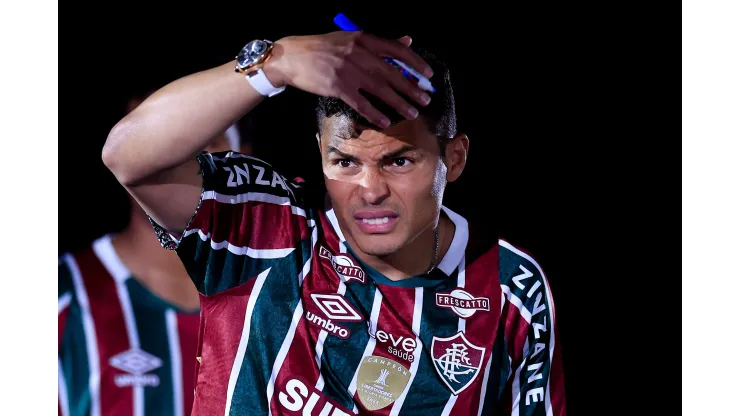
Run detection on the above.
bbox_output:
[320,116,430,150]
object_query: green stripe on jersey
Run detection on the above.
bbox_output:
[316,277,379,410]
[397,278,461,414]
[479,326,511,415]
[178,233,302,296]
[127,279,175,416]
[60,301,92,416]
[229,235,312,416]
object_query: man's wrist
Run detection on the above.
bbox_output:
[262,40,288,89]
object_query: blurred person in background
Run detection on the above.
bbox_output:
[58,88,251,416]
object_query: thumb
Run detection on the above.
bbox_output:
[397,35,412,47]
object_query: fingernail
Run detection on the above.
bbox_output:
[420,93,431,105]
[425,68,434,78]
[408,107,419,119]
[380,118,390,127]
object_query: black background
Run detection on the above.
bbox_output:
[60,2,676,414]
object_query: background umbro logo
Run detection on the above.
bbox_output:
[109,348,162,387]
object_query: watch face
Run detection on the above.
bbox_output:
[237,40,269,68]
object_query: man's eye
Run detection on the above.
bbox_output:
[391,157,411,167]
[336,159,355,168]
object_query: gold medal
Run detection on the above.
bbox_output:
[356,355,412,411]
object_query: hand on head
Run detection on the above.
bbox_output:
[265,32,433,128]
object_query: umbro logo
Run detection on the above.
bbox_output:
[109,348,162,387]
[305,293,363,339]
[318,246,365,284]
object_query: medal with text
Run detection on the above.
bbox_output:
[356,355,412,411]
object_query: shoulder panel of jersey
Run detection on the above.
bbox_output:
[149,151,312,296]
[497,239,565,415]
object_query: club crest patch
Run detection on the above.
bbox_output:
[431,332,486,395]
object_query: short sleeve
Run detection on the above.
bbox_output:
[148,151,313,296]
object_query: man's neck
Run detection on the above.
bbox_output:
[110,206,200,310]
[345,213,456,281]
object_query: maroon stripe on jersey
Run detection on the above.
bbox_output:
[177,312,199,416]
[449,247,503,415]
[499,301,532,414]
[191,281,253,416]
[187,199,309,249]
[545,278,566,416]
[270,224,341,415]
[549,326,567,416]
[355,287,417,416]
[74,247,133,416]
[503,301,532,370]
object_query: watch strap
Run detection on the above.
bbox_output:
[246,68,286,97]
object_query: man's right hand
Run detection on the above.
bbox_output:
[264,31,433,128]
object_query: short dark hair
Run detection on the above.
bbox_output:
[315,47,457,145]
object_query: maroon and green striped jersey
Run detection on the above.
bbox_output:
[58,235,200,416]
[150,151,567,415]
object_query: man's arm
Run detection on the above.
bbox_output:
[497,240,567,415]
[102,32,432,236]
[102,60,266,235]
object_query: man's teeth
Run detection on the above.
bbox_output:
[362,217,390,225]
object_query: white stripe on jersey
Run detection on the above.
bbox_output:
[266,222,317,416]
[224,267,271,416]
[441,255,467,416]
[349,289,384,413]
[93,236,144,416]
[500,285,533,323]
[500,240,556,415]
[477,354,494,416]
[266,302,305,416]
[511,339,529,416]
[314,235,348,392]
[59,358,70,416]
[65,254,101,416]
[165,310,184,416]
[201,190,306,217]
[191,229,296,258]
[390,287,424,416]
[58,292,72,314]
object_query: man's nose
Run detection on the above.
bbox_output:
[357,168,391,205]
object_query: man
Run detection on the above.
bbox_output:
[58,89,248,416]
[103,31,566,415]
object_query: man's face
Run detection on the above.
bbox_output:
[319,115,467,257]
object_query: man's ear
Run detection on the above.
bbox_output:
[444,133,469,183]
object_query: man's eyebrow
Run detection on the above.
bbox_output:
[381,145,419,160]
[326,146,356,159]
[326,145,420,161]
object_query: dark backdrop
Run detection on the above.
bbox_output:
[60,3,671,414]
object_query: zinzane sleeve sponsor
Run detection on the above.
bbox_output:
[498,240,566,416]
[149,151,310,296]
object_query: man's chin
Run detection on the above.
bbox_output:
[351,234,404,258]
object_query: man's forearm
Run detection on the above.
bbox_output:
[102,60,268,186]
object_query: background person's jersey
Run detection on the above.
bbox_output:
[58,235,200,416]
[151,151,567,416]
